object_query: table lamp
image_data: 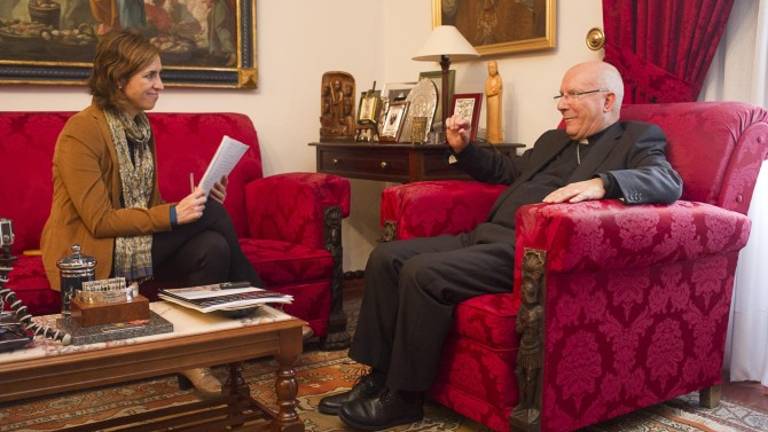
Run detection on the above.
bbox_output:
[412,25,479,132]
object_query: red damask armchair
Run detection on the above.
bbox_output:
[380,102,768,431]
[0,112,351,348]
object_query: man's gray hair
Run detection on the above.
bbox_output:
[598,62,624,113]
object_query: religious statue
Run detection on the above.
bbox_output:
[320,71,355,141]
[485,60,503,144]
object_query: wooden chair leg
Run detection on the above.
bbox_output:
[700,384,721,408]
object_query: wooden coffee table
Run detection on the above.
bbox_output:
[0,302,305,432]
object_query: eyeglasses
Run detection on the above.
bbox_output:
[553,89,609,101]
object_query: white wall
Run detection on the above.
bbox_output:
[0,0,603,271]
[383,0,603,145]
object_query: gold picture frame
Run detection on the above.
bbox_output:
[432,0,556,56]
[0,0,257,88]
[357,90,381,125]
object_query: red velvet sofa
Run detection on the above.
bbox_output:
[0,111,351,346]
[380,102,768,431]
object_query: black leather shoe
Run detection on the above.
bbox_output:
[339,389,424,430]
[318,370,385,415]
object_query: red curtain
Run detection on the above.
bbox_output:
[602,0,734,103]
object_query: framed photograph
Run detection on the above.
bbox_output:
[418,70,455,125]
[382,82,417,102]
[432,0,556,56]
[380,101,410,143]
[357,90,381,125]
[450,93,483,142]
[0,0,258,88]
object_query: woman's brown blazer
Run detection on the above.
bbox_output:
[41,104,173,290]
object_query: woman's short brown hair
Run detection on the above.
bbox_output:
[88,31,160,112]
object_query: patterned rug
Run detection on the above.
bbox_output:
[1,297,767,432]
[1,345,767,432]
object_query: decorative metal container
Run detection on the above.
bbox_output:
[56,244,96,316]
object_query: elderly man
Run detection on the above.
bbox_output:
[320,61,683,430]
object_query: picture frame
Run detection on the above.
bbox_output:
[382,82,417,102]
[418,70,455,125]
[450,93,483,142]
[380,101,410,143]
[0,0,258,88]
[432,0,556,56]
[357,90,381,125]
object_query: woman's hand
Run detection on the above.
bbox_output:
[176,187,206,224]
[209,176,228,204]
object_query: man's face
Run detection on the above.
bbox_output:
[557,67,611,140]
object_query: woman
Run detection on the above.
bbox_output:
[41,30,262,397]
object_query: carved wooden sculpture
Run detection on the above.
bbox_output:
[320,71,355,142]
[511,249,546,431]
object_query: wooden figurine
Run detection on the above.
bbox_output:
[485,61,503,144]
[320,71,355,141]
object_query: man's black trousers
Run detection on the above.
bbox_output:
[348,234,515,392]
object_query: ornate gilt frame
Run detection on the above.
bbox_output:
[432,0,557,56]
[0,1,257,89]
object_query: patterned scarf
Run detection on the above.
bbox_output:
[104,109,155,282]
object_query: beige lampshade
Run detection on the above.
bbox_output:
[412,25,479,62]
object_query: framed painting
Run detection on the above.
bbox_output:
[432,0,556,56]
[0,0,257,88]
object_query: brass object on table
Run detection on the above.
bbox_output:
[586,27,605,51]
[410,117,429,145]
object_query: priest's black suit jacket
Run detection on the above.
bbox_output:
[453,121,683,245]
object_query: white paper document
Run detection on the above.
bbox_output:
[199,135,249,195]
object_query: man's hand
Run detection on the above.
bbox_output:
[445,114,470,153]
[176,187,206,224]
[209,175,228,204]
[542,178,606,204]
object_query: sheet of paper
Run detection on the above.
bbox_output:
[199,135,249,195]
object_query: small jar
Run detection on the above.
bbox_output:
[56,244,96,316]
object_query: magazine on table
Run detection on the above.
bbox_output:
[158,283,293,314]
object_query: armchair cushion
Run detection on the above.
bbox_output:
[381,180,505,239]
[4,256,58,315]
[238,238,333,286]
[245,172,350,249]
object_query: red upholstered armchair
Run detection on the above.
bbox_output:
[0,112,351,347]
[380,102,768,431]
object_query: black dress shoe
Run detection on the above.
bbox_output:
[318,370,385,415]
[339,389,424,431]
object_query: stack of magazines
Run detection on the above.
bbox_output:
[158,284,293,313]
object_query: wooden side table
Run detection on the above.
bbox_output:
[309,141,524,183]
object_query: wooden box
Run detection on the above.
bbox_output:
[71,295,150,327]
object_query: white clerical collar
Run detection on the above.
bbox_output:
[578,138,589,145]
